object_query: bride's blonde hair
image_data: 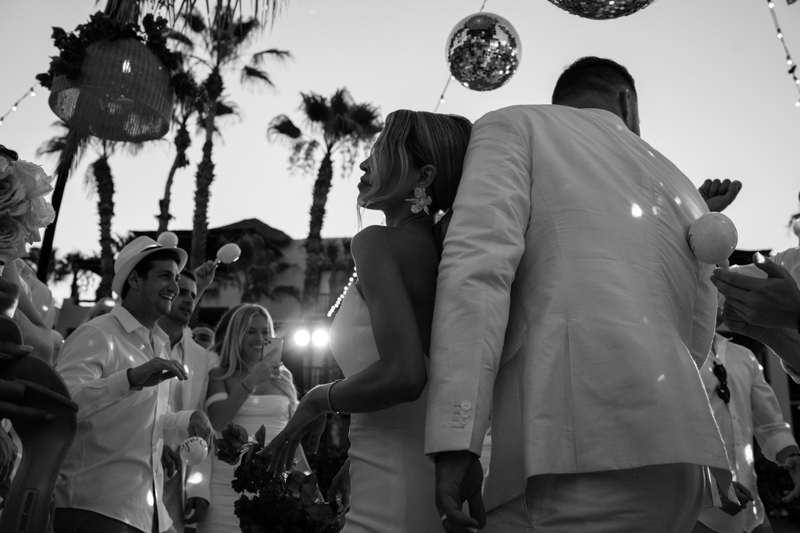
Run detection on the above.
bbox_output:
[214,304,298,410]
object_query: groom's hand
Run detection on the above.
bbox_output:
[435,450,486,532]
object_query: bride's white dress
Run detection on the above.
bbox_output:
[330,286,442,532]
[197,394,292,533]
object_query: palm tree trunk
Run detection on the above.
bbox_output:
[36,129,85,282]
[190,119,215,269]
[92,156,115,299]
[302,150,334,308]
[157,120,191,233]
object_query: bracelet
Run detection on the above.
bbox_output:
[240,380,255,395]
[327,379,344,414]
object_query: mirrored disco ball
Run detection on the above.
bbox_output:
[446,12,521,92]
[547,0,657,20]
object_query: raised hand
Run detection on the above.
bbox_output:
[193,260,218,298]
[127,357,187,389]
[711,253,800,330]
[699,179,742,213]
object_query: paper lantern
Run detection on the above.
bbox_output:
[48,39,173,142]
[547,0,657,20]
[446,13,521,92]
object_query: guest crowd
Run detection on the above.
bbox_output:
[2,57,800,533]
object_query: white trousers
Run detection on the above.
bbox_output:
[483,463,705,533]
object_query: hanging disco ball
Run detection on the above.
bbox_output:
[446,12,521,92]
[547,0,657,20]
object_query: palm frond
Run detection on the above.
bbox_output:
[328,88,352,117]
[241,66,274,86]
[267,115,302,141]
[181,11,207,33]
[166,29,194,48]
[299,92,329,125]
[250,48,291,66]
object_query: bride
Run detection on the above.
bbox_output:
[265,109,476,532]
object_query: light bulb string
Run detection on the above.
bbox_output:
[327,268,358,318]
[434,0,489,112]
[0,85,38,126]
[766,0,800,106]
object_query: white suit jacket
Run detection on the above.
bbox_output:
[425,105,731,511]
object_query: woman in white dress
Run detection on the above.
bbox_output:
[197,304,300,533]
[266,110,479,532]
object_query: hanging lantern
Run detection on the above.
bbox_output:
[48,39,173,142]
[547,0,657,20]
[446,12,521,92]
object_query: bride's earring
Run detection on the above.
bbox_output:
[406,187,432,215]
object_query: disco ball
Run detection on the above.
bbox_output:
[547,0,657,20]
[446,12,521,92]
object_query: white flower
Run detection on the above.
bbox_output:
[20,196,56,244]
[11,160,54,200]
[405,188,432,215]
[0,214,28,263]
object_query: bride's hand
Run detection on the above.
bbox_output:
[327,458,351,512]
[263,385,328,473]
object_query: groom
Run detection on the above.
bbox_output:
[427,57,735,532]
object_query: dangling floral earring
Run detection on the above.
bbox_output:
[406,187,432,215]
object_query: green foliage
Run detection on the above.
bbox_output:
[36,12,195,100]
[215,423,343,533]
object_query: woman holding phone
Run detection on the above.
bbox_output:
[198,304,303,533]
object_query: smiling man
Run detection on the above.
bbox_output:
[54,237,214,533]
[158,266,218,533]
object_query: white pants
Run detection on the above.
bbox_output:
[483,463,705,533]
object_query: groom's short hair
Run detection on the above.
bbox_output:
[551,57,637,105]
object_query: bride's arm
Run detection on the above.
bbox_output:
[205,368,251,431]
[318,227,429,413]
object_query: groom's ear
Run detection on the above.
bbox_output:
[415,164,437,189]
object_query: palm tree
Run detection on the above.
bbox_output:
[224,232,301,303]
[156,63,199,233]
[268,88,382,308]
[178,6,290,267]
[38,125,139,298]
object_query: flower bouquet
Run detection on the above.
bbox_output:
[215,424,343,533]
[0,158,56,266]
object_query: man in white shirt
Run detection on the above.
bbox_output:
[428,57,736,533]
[158,267,217,532]
[54,237,214,533]
[694,330,800,533]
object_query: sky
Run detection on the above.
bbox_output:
[1,0,800,303]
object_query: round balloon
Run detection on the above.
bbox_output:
[687,213,738,265]
[216,243,241,264]
[179,436,209,466]
[446,12,521,92]
[157,231,179,248]
[547,0,657,20]
[792,217,800,237]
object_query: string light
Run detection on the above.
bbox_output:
[327,268,358,318]
[433,0,490,112]
[0,85,39,126]
[765,0,800,108]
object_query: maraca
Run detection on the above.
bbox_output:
[687,212,738,266]
[792,218,800,237]
[157,231,179,248]
[216,243,241,265]
[179,436,209,466]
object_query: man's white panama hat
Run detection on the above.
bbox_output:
[111,236,188,297]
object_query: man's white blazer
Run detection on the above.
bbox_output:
[425,105,731,511]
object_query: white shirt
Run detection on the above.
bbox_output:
[698,334,797,532]
[426,105,730,511]
[56,305,192,532]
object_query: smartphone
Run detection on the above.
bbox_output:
[262,337,284,364]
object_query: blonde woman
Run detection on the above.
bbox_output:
[197,304,301,533]
[266,110,475,532]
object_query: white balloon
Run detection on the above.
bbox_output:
[793,218,800,237]
[157,231,179,248]
[216,243,241,264]
[687,213,738,265]
[179,436,209,466]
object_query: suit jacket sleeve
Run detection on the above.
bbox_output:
[425,108,532,455]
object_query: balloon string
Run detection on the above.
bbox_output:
[436,0,487,111]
